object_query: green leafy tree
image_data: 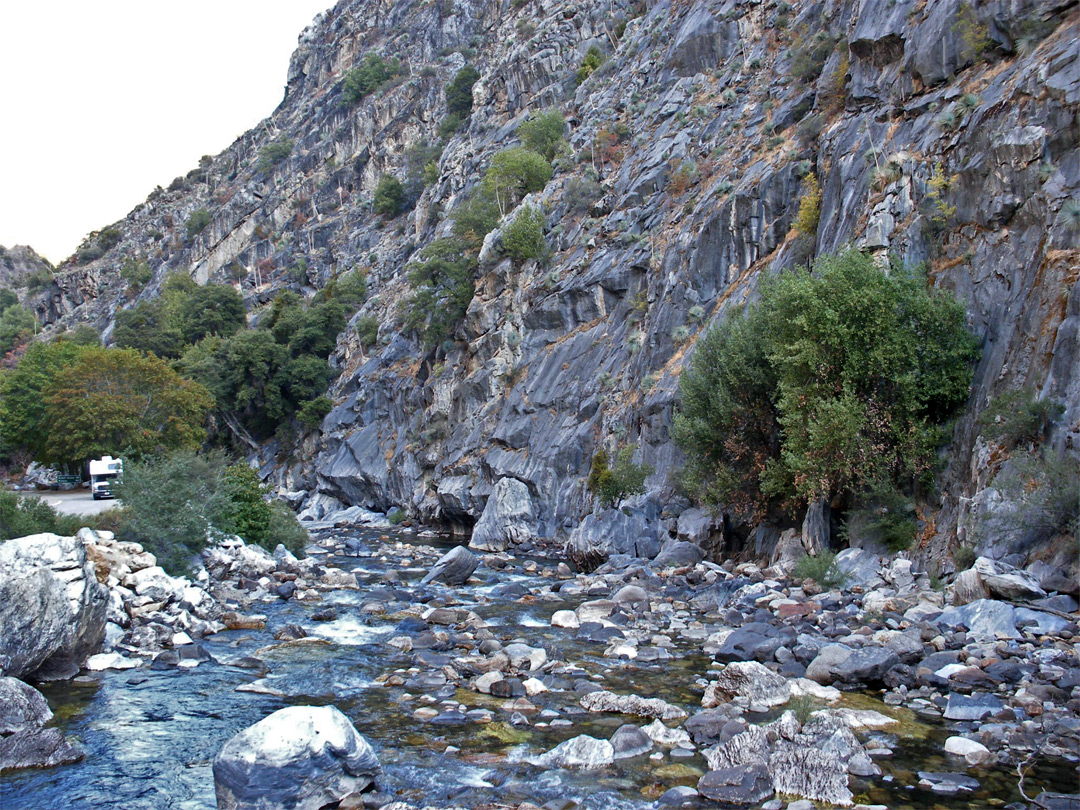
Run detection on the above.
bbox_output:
[674,248,979,522]
[176,283,246,344]
[482,147,553,216]
[373,174,407,218]
[576,45,605,84]
[40,347,214,468]
[211,463,272,545]
[0,492,58,540]
[587,445,653,507]
[518,109,566,161]
[186,209,212,238]
[501,204,547,263]
[0,301,35,355]
[0,339,89,458]
[445,64,480,118]
[113,299,183,358]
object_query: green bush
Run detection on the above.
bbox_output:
[211,464,272,546]
[673,249,979,522]
[0,300,36,356]
[445,65,480,118]
[789,30,838,83]
[482,147,553,216]
[985,450,1080,541]
[120,255,153,290]
[297,395,332,429]
[954,545,976,570]
[576,45,605,84]
[401,237,476,349]
[0,492,58,540]
[792,550,849,588]
[355,315,379,349]
[842,485,918,552]
[501,204,547,263]
[978,388,1064,449]
[373,174,407,218]
[564,175,603,214]
[387,507,406,525]
[587,445,653,507]
[343,53,402,103]
[257,138,294,173]
[186,209,212,238]
[518,109,566,161]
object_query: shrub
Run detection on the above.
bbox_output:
[843,485,918,553]
[673,249,979,522]
[355,315,379,349]
[445,65,480,118]
[792,550,849,588]
[0,492,58,540]
[120,255,153,290]
[954,545,976,570]
[518,109,566,161]
[789,30,838,83]
[576,45,605,84]
[978,388,1064,449]
[793,173,821,234]
[401,237,476,349]
[186,209,212,238]
[257,138,293,173]
[387,507,406,525]
[984,450,1080,541]
[297,395,332,429]
[0,301,36,356]
[343,53,401,103]
[501,204,547,263]
[587,445,653,507]
[565,175,603,214]
[211,464,272,546]
[373,174,407,218]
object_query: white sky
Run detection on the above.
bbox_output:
[0,1,335,265]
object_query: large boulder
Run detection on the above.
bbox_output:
[0,676,84,771]
[972,557,1046,602]
[567,509,664,570]
[420,545,479,586]
[936,599,1019,641]
[468,477,538,552]
[534,734,614,769]
[806,644,900,687]
[213,706,379,810]
[0,677,53,734]
[0,533,108,679]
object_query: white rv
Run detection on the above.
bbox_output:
[89,456,122,500]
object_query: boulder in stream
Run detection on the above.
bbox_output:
[420,545,479,586]
[213,705,379,810]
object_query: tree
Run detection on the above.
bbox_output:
[0,339,89,458]
[40,347,214,467]
[0,301,35,355]
[343,53,400,103]
[211,463,272,546]
[482,147,553,216]
[446,65,480,118]
[674,248,979,522]
[373,174,407,218]
[518,109,566,161]
[113,299,183,358]
[401,237,476,348]
[587,445,653,507]
[176,283,246,344]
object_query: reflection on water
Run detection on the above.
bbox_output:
[2,527,1076,809]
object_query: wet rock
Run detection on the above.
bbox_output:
[0,532,108,679]
[223,612,267,631]
[535,734,614,769]
[213,705,379,810]
[658,785,699,805]
[917,771,980,794]
[610,724,653,759]
[697,763,773,804]
[704,661,790,709]
[420,545,479,586]
[944,735,992,765]
[0,677,52,735]
[468,477,538,552]
[273,625,308,642]
[580,690,688,721]
[85,652,141,671]
[0,727,84,771]
[713,624,784,663]
[551,610,580,629]
[943,692,1004,721]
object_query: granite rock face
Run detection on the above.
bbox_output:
[30,0,1078,572]
[0,533,108,680]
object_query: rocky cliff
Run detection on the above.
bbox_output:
[28,0,1080,569]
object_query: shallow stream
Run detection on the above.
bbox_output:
[2,529,1076,809]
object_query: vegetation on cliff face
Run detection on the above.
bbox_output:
[673,249,980,527]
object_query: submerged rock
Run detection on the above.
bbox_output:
[697,763,773,804]
[213,705,379,810]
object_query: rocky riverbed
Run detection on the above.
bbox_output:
[1,525,1078,810]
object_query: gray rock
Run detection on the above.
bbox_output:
[833,548,882,586]
[951,567,991,605]
[468,477,538,552]
[658,785,699,805]
[801,499,831,555]
[0,533,108,679]
[806,644,900,686]
[580,690,688,721]
[697,764,774,804]
[0,677,53,735]
[652,540,706,568]
[942,693,1004,721]
[704,661,791,709]
[676,507,717,545]
[917,771,980,793]
[568,509,664,570]
[772,528,806,571]
[973,557,1047,601]
[420,545,479,586]
[703,726,769,770]
[610,723,653,759]
[535,734,614,769]
[714,624,785,664]
[936,599,1019,641]
[0,727,84,771]
[213,706,379,810]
